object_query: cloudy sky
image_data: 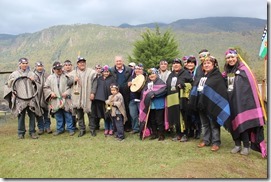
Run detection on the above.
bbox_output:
[0,0,267,35]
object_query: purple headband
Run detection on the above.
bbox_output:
[225,49,238,58]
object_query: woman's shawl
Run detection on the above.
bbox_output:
[138,77,168,138]
[190,67,231,127]
[4,69,41,116]
[69,68,97,113]
[166,69,193,130]
[43,73,72,113]
[224,61,266,157]
[138,77,167,138]
[139,78,167,122]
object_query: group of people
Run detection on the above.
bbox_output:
[3,48,267,157]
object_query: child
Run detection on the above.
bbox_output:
[105,84,127,141]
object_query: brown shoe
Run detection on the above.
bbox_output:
[30,134,39,139]
[38,130,44,135]
[46,128,53,134]
[197,142,206,148]
[211,145,220,151]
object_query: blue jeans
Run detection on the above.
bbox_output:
[104,117,113,130]
[18,107,36,135]
[129,100,140,132]
[113,114,124,139]
[37,109,51,130]
[54,109,74,133]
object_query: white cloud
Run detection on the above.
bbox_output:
[0,0,267,34]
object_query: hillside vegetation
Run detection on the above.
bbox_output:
[0,17,267,97]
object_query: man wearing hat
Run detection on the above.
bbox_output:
[4,58,41,139]
[33,61,52,135]
[166,58,193,142]
[43,61,75,136]
[69,57,97,137]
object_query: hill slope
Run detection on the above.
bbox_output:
[0,17,266,77]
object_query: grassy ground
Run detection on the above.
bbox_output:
[0,114,268,179]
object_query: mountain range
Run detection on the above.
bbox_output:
[0,17,267,78]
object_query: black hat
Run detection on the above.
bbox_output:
[77,57,86,63]
[53,61,62,70]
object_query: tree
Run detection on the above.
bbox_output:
[128,26,180,69]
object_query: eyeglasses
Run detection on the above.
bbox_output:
[21,62,28,64]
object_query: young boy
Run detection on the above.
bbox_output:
[105,84,127,141]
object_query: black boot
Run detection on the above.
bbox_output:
[194,130,200,139]
[149,134,158,140]
[78,130,86,137]
[90,130,96,137]
[158,131,165,141]
[149,130,158,140]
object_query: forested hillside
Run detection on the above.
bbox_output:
[0,17,267,96]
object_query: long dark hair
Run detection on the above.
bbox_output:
[223,58,240,74]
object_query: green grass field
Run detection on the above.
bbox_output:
[0,114,268,179]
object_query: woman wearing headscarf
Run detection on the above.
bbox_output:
[223,48,267,157]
